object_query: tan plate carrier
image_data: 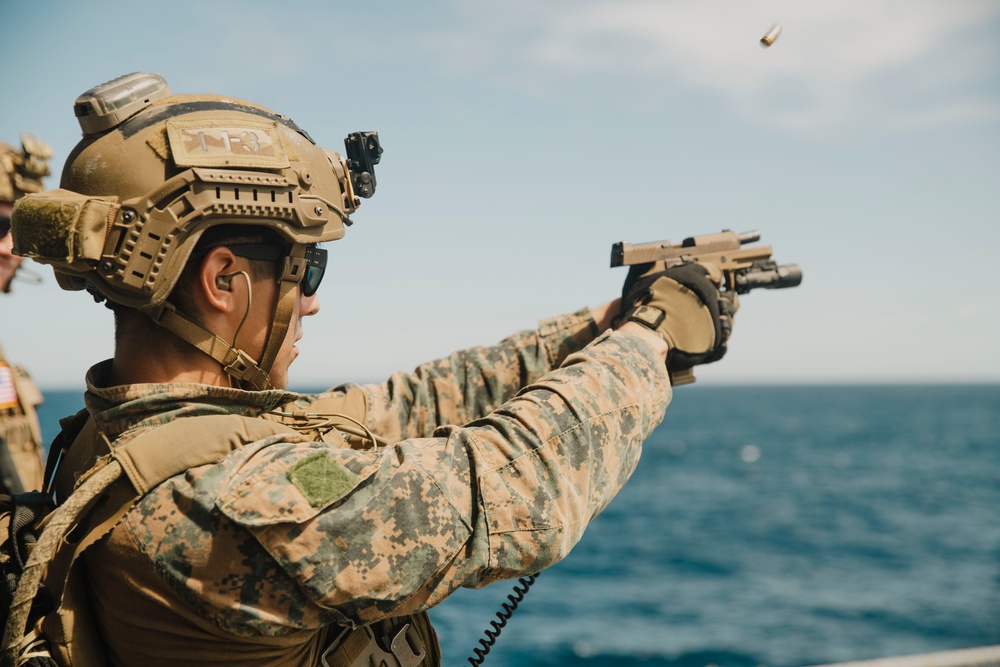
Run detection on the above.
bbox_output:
[1,413,439,667]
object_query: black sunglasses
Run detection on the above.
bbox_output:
[0,216,10,238]
[225,243,327,297]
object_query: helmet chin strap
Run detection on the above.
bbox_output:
[255,246,306,385]
[147,244,307,391]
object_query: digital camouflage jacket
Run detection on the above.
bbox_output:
[55,309,671,666]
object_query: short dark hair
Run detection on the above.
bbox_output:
[112,224,287,345]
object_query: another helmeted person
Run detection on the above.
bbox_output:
[7,73,736,667]
[0,133,51,494]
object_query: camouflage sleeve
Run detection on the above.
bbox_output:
[358,308,602,442]
[213,329,671,629]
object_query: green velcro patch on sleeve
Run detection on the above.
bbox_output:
[287,451,359,508]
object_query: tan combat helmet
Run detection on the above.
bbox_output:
[1,133,51,292]
[0,133,51,204]
[12,72,382,390]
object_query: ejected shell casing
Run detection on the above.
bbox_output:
[760,23,782,47]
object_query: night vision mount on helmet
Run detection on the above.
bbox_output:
[11,72,383,390]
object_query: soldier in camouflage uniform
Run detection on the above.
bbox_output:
[10,73,736,667]
[0,133,51,494]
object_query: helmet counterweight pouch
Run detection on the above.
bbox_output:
[11,192,119,271]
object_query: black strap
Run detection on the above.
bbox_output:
[0,438,23,496]
[41,409,89,497]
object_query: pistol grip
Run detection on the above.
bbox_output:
[668,368,697,386]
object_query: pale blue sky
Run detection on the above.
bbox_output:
[2,0,998,388]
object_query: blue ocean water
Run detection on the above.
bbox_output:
[35,385,1000,667]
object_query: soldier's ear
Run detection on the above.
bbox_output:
[198,247,242,312]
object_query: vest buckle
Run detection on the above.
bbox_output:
[321,621,425,667]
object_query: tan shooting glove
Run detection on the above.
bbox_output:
[620,262,738,372]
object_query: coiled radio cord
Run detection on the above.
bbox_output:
[466,573,539,666]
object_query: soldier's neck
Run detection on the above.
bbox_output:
[110,342,232,388]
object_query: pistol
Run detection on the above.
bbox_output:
[611,230,802,385]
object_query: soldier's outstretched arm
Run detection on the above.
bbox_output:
[356,300,621,442]
[208,324,671,631]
